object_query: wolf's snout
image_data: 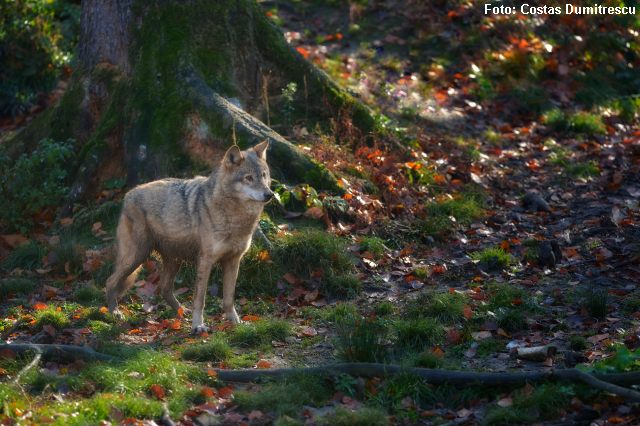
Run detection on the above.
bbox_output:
[263,191,274,202]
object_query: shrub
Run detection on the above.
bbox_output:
[0,139,75,232]
[0,0,80,115]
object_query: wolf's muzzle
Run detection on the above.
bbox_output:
[263,191,274,202]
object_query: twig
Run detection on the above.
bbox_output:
[260,68,270,127]
[211,363,640,401]
[159,403,175,426]
[304,75,308,122]
[583,227,623,234]
[0,319,22,341]
[0,344,120,362]
[13,353,41,384]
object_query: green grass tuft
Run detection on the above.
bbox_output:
[327,407,390,426]
[74,285,105,304]
[496,308,528,332]
[584,287,610,321]
[394,318,445,350]
[358,236,387,258]
[233,374,332,418]
[375,301,394,316]
[407,292,468,324]
[35,307,70,331]
[1,242,47,271]
[51,233,85,274]
[470,247,516,270]
[545,109,605,135]
[623,296,640,314]
[568,335,589,351]
[182,335,232,361]
[228,318,292,348]
[0,277,38,298]
[335,315,389,363]
[487,282,528,309]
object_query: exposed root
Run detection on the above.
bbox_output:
[13,353,42,385]
[0,344,120,363]
[212,363,640,401]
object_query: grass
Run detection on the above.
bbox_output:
[544,109,606,135]
[1,241,47,271]
[315,303,358,323]
[584,287,610,321]
[358,236,387,258]
[476,339,504,358]
[0,277,38,298]
[334,315,389,363]
[394,318,445,350]
[74,284,105,304]
[81,307,116,323]
[375,301,394,316]
[406,291,468,324]
[496,308,528,332]
[274,230,359,298]
[567,161,600,179]
[233,374,332,418]
[406,193,485,243]
[470,247,516,270]
[327,407,390,426]
[181,334,232,361]
[408,351,457,370]
[228,318,292,348]
[623,296,640,314]
[35,306,70,331]
[483,406,532,426]
[487,282,528,309]
[568,335,589,351]
[51,232,85,274]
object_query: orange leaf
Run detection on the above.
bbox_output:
[216,387,233,398]
[257,359,272,369]
[150,384,165,399]
[242,315,260,322]
[33,302,48,310]
[99,307,108,313]
[207,369,218,377]
[200,386,215,396]
[511,299,523,305]
[169,320,181,329]
[463,305,473,319]
[499,240,510,252]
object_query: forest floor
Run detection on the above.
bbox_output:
[1,0,640,425]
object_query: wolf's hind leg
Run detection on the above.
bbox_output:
[191,257,215,334]
[158,258,187,313]
[106,220,150,318]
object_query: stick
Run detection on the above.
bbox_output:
[13,353,41,384]
[0,319,22,341]
[0,344,120,363]
[160,403,175,426]
[260,68,270,127]
[211,363,640,401]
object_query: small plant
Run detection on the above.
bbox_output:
[335,315,389,363]
[568,335,589,351]
[470,247,516,270]
[0,277,38,298]
[567,161,600,179]
[35,307,70,331]
[0,138,75,233]
[1,242,47,271]
[318,303,358,323]
[487,282,528,309]
[406,292,468,324]
[51,234,85,273]
[496,308,528,332]
[182,335,232,362]
[584,287,610,320]
[358,236,386,258]
[476,339,504,358]
[228,318,292,348]
[74,285,105,304]
[335,374,358,397]
[623,296,640,314]
[394,318,445,350]
[408,351,456,370]
[375,301,394,316]
[545,109,605,135]
[327,407,390,426]
[280,82,297,134]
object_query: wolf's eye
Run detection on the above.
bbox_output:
[246,175,253,181]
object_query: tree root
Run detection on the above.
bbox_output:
[0,344,120,363]
[159,403,175,426]
[212,363,640,401]
[13,353,42,385]
[0,319,22,341]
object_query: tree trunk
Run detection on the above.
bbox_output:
[7,0,376,216]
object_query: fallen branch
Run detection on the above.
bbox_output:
[0,344,120,363]
[13,353,41,384]
[212,363,640,401]
[159,403,175,426]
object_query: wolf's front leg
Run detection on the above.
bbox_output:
[221,255,242,324]
[191,257,214,334]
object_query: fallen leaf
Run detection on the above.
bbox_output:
[150,384,165,399]
[43,324,56,337]
[256,359,271,368]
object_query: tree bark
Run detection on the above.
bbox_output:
[8,0,376,215]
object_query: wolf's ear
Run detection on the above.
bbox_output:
[253,139,269,161]
[224,145,244,167]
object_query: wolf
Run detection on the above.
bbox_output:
[105,140,273,333]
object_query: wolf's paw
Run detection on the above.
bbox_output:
[226,310,242,324]
[191,324,209,335]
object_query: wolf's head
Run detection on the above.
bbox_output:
[221,139,274,203]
